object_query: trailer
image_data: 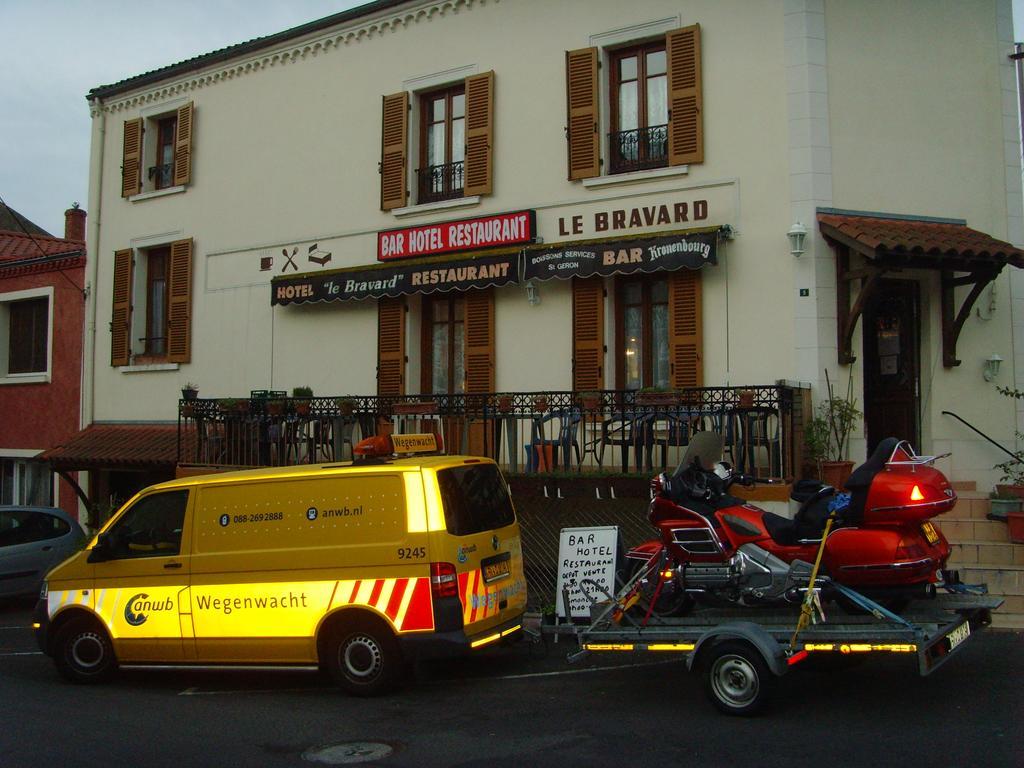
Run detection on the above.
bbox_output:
[549,581,1003,716]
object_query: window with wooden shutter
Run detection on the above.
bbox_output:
[380,92,409,211]
[167,238,193,363]
[378,298,406,396]
[463,71,494,197]
[122,119,143,198]
[668,270,703,388]
[111,249,134,366]
[173,102,194,187]
[463,289,494,394]
[666,24,703,166]
[573,278,604,391]
[565,47,600,180]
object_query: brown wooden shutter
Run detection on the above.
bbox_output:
[380,92,409,211]
[121,118,143,198]
[464,289,494,393]
[666,24,703,165]
[668,270,703,388]
[572,278,604,391]
[463,71,495,197]
[111,249,134,366]
[167,238,193,363]
[173,102,194,187]
[565,47,600,180]
[377,298,406,396]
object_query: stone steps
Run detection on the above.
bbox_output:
[938,490,1023,628]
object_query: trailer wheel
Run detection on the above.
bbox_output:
[324,614,404,697]
[703,641,774,716]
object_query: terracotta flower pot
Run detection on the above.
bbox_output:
[995,484,1024,499]
[820,460,855,490]
[1007,511,1024,544]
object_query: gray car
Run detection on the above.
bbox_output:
[0,507,86,600]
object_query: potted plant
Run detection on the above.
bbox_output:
[810,371,861,489]
[636,387,678,406]
[266,399,286,416]
[218,397,249,414]
[335,397,357,416]
[533,395,549,413]
[989,488,1023,521]
[577,391,601,410]
[496,394,514,413]
[737,389,756,408]
[181,382,199,401]
[292,386,313,416]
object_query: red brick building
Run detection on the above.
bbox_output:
[0,203,86,519]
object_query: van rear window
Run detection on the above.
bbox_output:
[436,464,514,536]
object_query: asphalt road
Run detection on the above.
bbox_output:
[1,599,1021,768]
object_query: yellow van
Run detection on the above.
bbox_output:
[33,435,526,695]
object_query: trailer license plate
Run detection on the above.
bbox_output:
[921,521,940,545]
[482,553,511,583]
[946,621,970,651]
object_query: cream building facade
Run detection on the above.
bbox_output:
[70,0,1022,499]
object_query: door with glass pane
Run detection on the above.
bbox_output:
[617,277,669,390]
[424,295,466,395]
[419,86,466,203]
[610,42,668,174]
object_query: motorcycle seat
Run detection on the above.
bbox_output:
[761,496,835,547]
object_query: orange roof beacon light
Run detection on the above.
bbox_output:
[352,433,441,459]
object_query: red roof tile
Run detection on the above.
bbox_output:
[40,424,191,470]
[0,229,84,261]
[817,213,1024,267]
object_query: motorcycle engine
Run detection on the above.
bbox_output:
[682,544,811,604]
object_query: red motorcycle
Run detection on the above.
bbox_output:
[625,433,956,615]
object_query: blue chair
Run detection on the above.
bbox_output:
[526,409,581,471]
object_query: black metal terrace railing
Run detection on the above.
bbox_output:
[177,385,802,481]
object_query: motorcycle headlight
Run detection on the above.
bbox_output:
[39,580,48,600]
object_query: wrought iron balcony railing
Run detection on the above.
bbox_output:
[177,386,802,481]
[608,124,668,174]
[416,161,464,204]
[147,162,173,188]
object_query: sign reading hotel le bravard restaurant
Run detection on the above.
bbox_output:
[377,210,535,261]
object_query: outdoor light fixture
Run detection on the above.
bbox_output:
[787,221,808,257]
[983,353,1003,382]
[525,280,540,306]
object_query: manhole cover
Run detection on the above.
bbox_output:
[303,742,394,765]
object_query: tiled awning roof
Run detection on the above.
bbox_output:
[817,211,1024,270]
[40,424,191,471]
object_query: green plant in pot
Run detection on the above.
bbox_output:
[293,386,313,416]
[988,487,1023,521]
[808,371,861,489]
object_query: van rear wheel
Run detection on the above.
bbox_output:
[53,616,117,684]
[325,616,403,697]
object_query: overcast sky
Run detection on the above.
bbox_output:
[2,1,1023,237]
[0,0,365,236]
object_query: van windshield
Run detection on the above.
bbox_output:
[436,464,515,536]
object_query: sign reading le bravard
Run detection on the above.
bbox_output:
[378,210,535,261]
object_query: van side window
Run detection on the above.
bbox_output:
[436,464,515,536]
[105,490,188,559]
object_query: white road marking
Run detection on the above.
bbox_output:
[0,651,43,657]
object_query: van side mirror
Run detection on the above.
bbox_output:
[87,532,112,563]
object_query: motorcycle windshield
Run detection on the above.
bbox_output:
[673,431,724,477]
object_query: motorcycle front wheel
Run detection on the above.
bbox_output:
[626,560,694,618]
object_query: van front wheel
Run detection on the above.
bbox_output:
[325,616,403,697]
[53,616,117,684]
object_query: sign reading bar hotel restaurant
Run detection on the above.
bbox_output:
[378,210,535,261]
[524,228,720,282]
[272,250,517,305]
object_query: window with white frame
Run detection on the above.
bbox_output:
[0,287,52,381]
[0,457,54,507]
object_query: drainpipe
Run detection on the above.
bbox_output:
[76,97,105,521]
[82,97,105,430]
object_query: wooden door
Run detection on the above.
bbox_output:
[863,280,920,453]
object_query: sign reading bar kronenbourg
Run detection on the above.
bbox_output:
[377,210,535,261]
[524,229,718,282]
